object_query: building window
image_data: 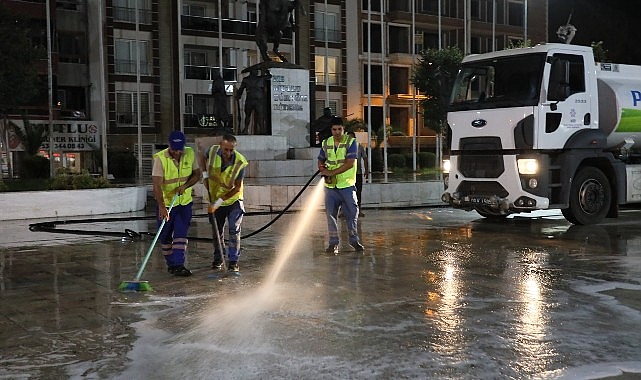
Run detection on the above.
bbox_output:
[182,3,207,17]
[390,107,410,135]
[507,0,524,27]
[314,11,340,42]
[315,100,338,119]
[389,66,409,95]
[418,0,441,15]
[363,64,383,94]
[184,48,237,82]
[389,25,409,54]
[315,55,339,85]
[58,32,86,64]
[117,91,150,126]
[115,39,150,75]
[362,22,382,53]
[361,0,381,12]
[113,0,152,24]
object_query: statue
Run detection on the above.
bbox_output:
[256,0,298,62]
[556,13,576,44]
[211,71,231,130]
[236,69,271,134]
[311,107,333,147]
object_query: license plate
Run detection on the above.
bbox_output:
[467,196,494,205]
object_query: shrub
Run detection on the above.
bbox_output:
[20,155,50,179]
[0,181,8,192]
[418,152,436,168]
[388,153,406,169]
[50,169,111,190]
[108,150,137,180]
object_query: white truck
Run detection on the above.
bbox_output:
[441,43,641,224]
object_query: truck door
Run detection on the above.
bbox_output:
[537,53,592,150]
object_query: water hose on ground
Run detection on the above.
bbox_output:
[28,170,321,241]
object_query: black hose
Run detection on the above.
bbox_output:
[28,170,321,241]
[241,170,320,239]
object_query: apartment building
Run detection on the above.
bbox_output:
[1,0,547,178]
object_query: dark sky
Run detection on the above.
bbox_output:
[547,0,641,64]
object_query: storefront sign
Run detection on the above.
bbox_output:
[8,120,101,152]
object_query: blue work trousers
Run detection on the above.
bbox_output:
[158,202,192,267]
[210,200,245,262]
[324,186,360,245]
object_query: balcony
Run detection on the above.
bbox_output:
[113,6,152,24]
[314,72,340,86]
[313,28,341,43]
[184,65,237,82]
[114,59,151,76]
[117,112,151,126]
[181,15,256,37]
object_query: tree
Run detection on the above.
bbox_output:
[591,41,609,63]
[11,117,50,178]
[411,47,464,134]
[0,4,45,177]
[12,117,49,156]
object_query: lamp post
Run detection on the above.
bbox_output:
[366,0,372,184]
[46,0,54,177]
[135,0,143,184]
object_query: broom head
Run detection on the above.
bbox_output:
[118,280,153,292]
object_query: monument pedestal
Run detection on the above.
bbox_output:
[240,61,311,149]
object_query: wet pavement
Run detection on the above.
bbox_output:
[2,203,641,379]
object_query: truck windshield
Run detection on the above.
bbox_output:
[449,53,546,111]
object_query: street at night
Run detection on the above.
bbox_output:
[2,204,641,379]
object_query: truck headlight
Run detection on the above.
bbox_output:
[442,159,451,174]
[517,158,538,175]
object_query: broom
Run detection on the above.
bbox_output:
[119,194,178,292]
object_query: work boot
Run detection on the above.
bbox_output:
[350,241,365,252]
[169,265,192,277]
[228,261,239,272]
[325,244,339,255]
[211,259,224,270]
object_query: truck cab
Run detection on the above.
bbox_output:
[441,43,641,225]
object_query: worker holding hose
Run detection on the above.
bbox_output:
[152,130,202,277]
[317,116,365,255]
[200,134,248,272]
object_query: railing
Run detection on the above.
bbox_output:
[117,112,151,126]
[113,6,152,24]
[314,72,340,86]
[313,28,341,43]
[181,15,257,36]
[114,59,151,75]
[184,65,237,82]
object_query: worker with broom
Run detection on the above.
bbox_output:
[152,130,202,277]
[199,133,248,273]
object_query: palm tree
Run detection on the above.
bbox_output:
[11,117,50,178]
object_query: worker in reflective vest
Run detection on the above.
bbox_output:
[317,116,365,255]
[200,134,248,272]
[152,130,201,277]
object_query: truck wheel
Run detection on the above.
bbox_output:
[474,206,509,220]
[562,166,611,225]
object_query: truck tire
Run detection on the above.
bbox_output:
[562,166,611,225]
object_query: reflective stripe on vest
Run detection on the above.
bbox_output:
[206,145,248,206]
[322,135,357,188]
[154,147,195,206]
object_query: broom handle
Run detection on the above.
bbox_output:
[212,213,226,268]
[134,194,179,281]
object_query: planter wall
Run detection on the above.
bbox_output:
[1,186,147,221]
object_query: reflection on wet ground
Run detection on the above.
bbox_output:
[1,207,641,379]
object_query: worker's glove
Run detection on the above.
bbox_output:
[208,198,224,213]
